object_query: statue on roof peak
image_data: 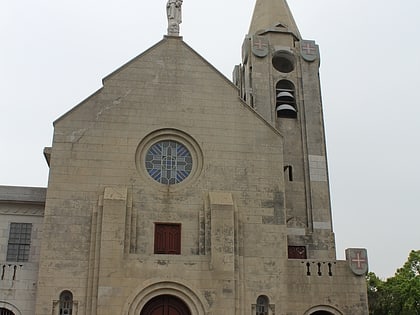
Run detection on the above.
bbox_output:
[167,0,183,36]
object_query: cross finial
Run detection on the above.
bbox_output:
[167,0,183,36]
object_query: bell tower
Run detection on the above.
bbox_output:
[234,0,335,259]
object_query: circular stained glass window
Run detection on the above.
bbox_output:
[145,140,193,185]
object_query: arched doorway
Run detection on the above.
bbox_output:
[305,305,342,315]
[0,308,15,315]
[141,295,191,315]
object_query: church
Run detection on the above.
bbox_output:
[0,0,369,314]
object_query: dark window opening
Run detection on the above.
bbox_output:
[6,223,32,262]
[328,262,333,276]
[154,223,181,255]
[248,66,254,108]
[284,165,293,181]
[256,295,269,315]
[59,291,73,315]
[317,262,322,276]
[272,50,295,73]
[288,246,307,259]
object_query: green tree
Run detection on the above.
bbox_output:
[367,271,387,314]
[368,250,420,315]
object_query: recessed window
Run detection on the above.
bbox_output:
[288,246,307,259]
[272,50,295,73]
[59,291,73,315]
[136,130,203,190]
[6,223,32,262]
[256,295,269,315]
[145,140,192,185]
[284,165,293,181]
[154,223,181,255]
[276,80,297,119]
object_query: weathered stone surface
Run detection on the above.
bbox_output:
[0,1,368,314]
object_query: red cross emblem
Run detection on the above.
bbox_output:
[346,248,368,276]
[300,40,318,62]
[302,42,316,55]
[351,251,367,269]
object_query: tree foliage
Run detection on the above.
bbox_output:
[368,250,420,315]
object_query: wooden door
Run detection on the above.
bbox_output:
[141,295,191,315]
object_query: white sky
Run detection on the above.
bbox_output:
[1,0,419,279]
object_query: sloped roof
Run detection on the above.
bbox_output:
[248,0,301,38]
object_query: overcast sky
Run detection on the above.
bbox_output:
[1,0,419,279]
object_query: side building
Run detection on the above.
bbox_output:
[0,186,45,315]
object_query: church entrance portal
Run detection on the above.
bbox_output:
[140,295,191,315]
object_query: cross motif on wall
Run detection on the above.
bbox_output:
[254,38,268,50]
[301,42,316,55]
[351,251,367,269]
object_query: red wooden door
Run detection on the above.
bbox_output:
[141,295,191,315]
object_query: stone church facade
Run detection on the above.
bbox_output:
[0,1,369,314]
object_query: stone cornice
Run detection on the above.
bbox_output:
[0,207,44,217]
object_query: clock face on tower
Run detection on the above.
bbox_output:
[145,140,193,185]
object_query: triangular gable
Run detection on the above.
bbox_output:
[53,36,281,139]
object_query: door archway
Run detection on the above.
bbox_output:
[304,305,342,315]
[140,295,191,315]
[0,308,15,315]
